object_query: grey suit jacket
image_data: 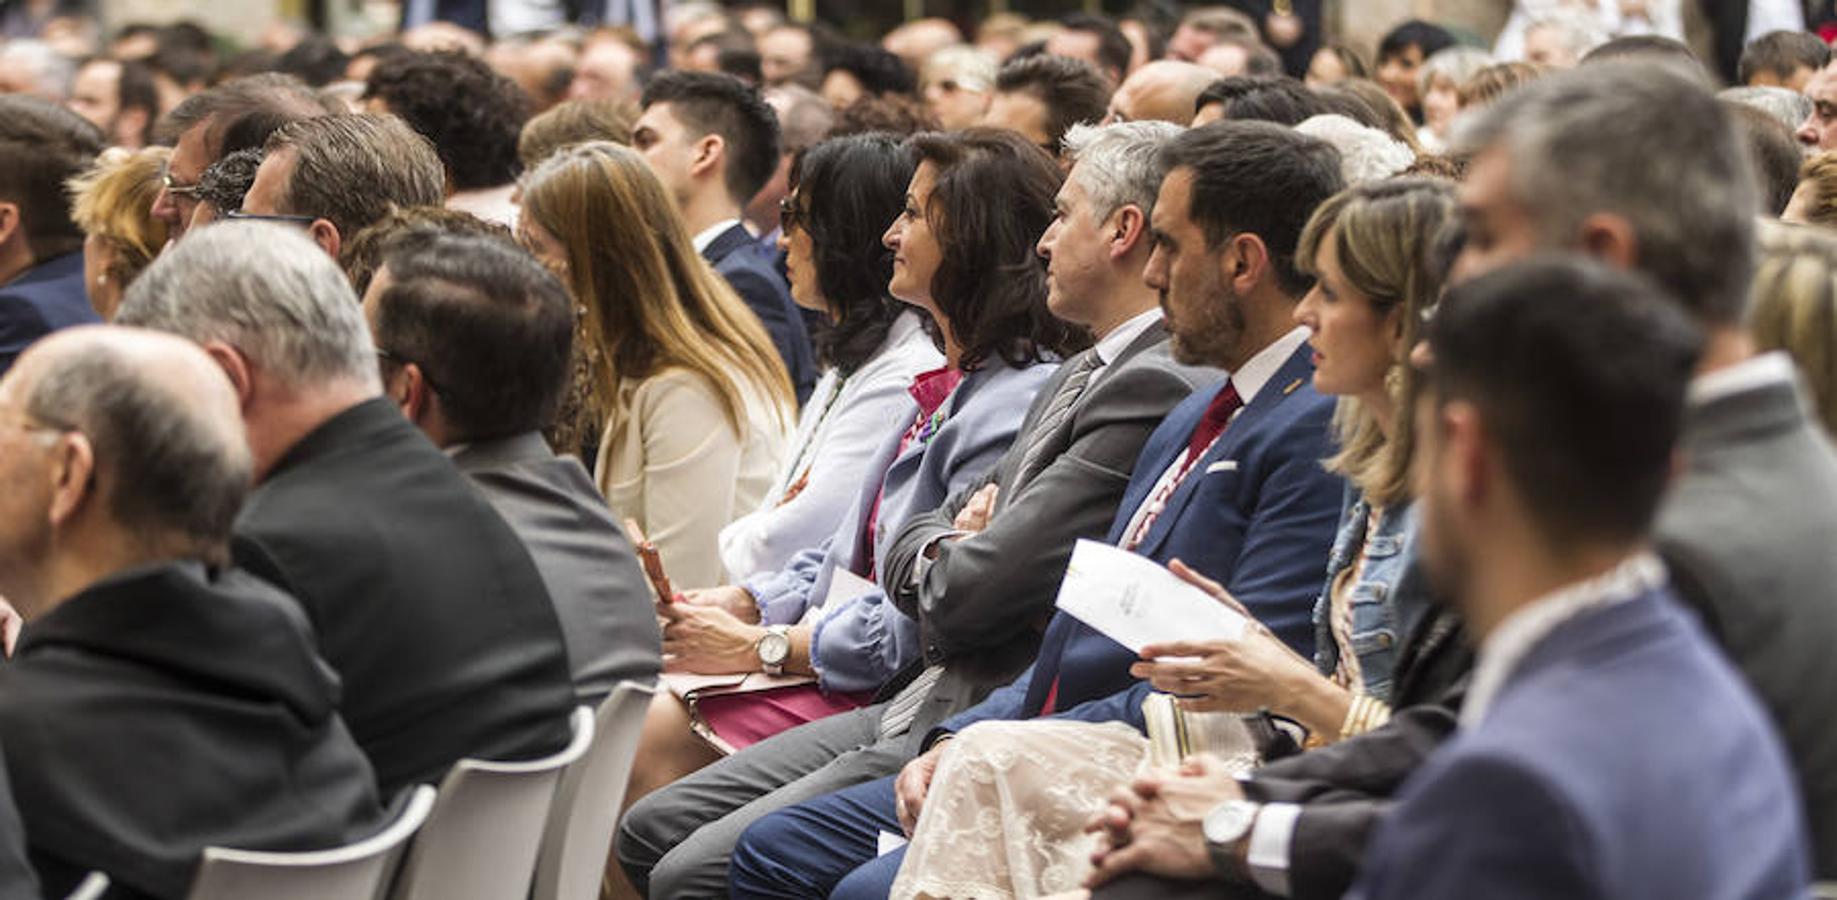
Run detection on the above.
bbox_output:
[879,321,1220,743]
[451,432,662,708]
[1656,365,1837,879]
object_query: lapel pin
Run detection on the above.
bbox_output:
[1281,378,1303,395]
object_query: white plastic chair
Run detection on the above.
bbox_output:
[532,681,659,900]
[64,872,110,900]
[185,784,436,900]
[386,706,594,900]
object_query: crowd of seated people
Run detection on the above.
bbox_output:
[4,4,1837,899]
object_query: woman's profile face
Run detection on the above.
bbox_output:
[883,161,944,309]
[778,189,827,314]
[1293,228,1403,401]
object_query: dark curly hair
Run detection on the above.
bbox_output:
[822,43,917,97]
[907,128,1088,370]
[788,133,915,373]
[364,50,531,191]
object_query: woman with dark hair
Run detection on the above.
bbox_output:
[630,127,1077,798]
[719,133,946,580]
[1374,19,1457,123]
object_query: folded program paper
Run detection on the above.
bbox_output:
[1054,539,1248,654]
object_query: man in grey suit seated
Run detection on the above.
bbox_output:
[617,120,1220,897]
[361,229,662,709]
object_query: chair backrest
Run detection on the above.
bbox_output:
[531,681,659,900]
[186,784,436,900]
[387,707,594,900]
[64,872,110,900]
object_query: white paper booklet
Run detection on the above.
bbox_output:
[1053,539,1248,653]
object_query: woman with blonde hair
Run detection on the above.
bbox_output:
[887,177,1459,900]
[519,140,795,591]
[1750,221,1837,436]
[67,145,169,320]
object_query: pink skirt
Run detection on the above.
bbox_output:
[697,684,876,752]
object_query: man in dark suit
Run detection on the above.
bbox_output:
[118,221,578,798]
[635,71,816,404]
[362,228,661,710]
[1351,260,1807,897]
[724,120,1348,900]
[0,97,102,378]
[1087,61,1835,899]
[0,326,389,900]
[616,120,1222,897]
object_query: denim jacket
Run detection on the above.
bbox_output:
[1311,488,1429,701]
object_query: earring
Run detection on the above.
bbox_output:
[1384,363,1404,395]
[94,272,108,286]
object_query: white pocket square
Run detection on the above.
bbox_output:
[1205,460,1239,474]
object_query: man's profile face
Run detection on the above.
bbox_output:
[240,147,298,219]
[1036,174,1109,327]
[0,365,57,612]
[67,60,121,132]
[631,101,702,208]
[1448,146,1544,288]
[152,124,211,239]
[1143,167,1244,366]
[981,91,1053,154]
[759,27,813,84]
[1800,69,1837,150]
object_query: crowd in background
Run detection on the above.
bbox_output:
[2,1,1837,900]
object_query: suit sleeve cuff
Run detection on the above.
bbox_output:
[1245,801,1302,897]
[911,531,969,586]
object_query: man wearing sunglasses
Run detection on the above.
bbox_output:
[0,97,104,381]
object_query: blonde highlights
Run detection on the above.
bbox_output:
[1751,221,1837,436]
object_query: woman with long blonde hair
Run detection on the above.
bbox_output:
[1750,221,1837,436]
[520,140,795,590]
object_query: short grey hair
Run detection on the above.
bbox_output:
[1061,119,1185,223]
[1453,61,1756,325]
[1296,114,1415,184]
[922,44,998,93]
[1418,46,1493,97]
[0,40,75,102]
[24,334,251,558]
[1719,85,1812,134]
[116,221,382,390]
[1523,10,1609,60]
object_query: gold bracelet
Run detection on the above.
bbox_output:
[1339,694,1393,739]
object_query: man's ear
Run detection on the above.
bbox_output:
[1109,205,1148,260]
[1444,400,1490,512]
[1224,232,1271,297]
[45,431,96,529]
[0,202,19,249]
[398,363,434,424]
[690,133,726,181]
[202,341,256,412]
[309,219,342,260]
[1577,213,1639,273]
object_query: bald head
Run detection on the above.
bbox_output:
[1106,60,1216,124]
[0,326,250,610]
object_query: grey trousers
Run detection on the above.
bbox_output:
[616,702,910,898]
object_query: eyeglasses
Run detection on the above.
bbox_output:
[226,210,318,227]
[778,197,807,233]
[160,167,204,201]
[375,347,450,398]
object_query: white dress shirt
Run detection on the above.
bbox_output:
[1086,307,1163,389]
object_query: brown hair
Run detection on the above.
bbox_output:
[521,141,793,435]
[1458,61,1545,109]
[1333,78,1426,155]
[68,146,171,290]
[340,204,511,297]
[264,113,446,244]
[517,98,636,170]
[1795,151,1837,228]
[1750,221,1837,435]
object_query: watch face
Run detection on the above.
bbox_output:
[759,631,791,665]
[1203,801,1258,846]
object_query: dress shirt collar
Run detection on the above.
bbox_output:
[691,218,744,254]
[1460,551,1666,729]
[1089,307,1163,375]
[1231,326,1310,405]
[1686,351,1796,409]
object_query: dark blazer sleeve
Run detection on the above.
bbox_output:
[0,298,50,380]
[896,361,1205,657]
[716,259,816,403]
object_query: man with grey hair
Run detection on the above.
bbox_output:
[1720,84,1814,135]
[116,221,578,798]
[616,119,1220,897]
[1086,59,1837,897]
[0,325,387,898]
[0,40,74,102]
[240,113,446,260]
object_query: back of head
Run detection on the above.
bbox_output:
[194,147,265,217]
[0,95,104,262]
[1739,30,1831,86]
[67,147,171,289]
[1061,119,1185,222]
[1722,100,1802,216]
[1457,60,1546,109]
[994,55,1112,151]
[278,34,351,87]
[1794,152,1837,227]
[1159,120,1346,297]
[1057,13,1133,81]
[116,220,379,392]
[1580,34,1706,79]
[1750,221,1837,434]
[0,40,76,101]
[1454,61,1755,325]
[264,113,447,243]
[642,70,782,206]
[1295,114,1415,184]
[829,94,938,137]
[17,327,252,563]
[342,205,511,296]
[373,232,572,441]
[824,42,918,97]
[1418,46,1494,98]
[1197,75,1325,125]
[1425,256,1702,545]
[364,50,532,191]
[1334,78,1426,153]
[157,73,342,157]
[767,83,837,155]
[1117,60,1215,124]
[518,98,635,170]
[787,133,914,371]
[908,127,1086,367]
[1719,84,1812,132]
[1523,10,1607,64]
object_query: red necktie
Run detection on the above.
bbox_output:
[1184,382,1244,467]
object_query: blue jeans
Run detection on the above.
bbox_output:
[729,775,908,899]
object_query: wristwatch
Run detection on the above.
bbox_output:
[757,625,791,676]
[1202,800,1261,881]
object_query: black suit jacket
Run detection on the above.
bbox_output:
[233,398,577,796]
[0,252,97,380]
[703,223,817,406]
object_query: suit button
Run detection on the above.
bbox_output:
[926,643,944,663]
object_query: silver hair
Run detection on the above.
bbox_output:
[0,40,75,102]
[1719,85,1813,134]
[922,45,999,93]
[1453,61,1756,324]
[116,221,382,390]
[1295,114,1416,185]
[1418,46,1494,97]
[1524,9,1609,59]
[1061,119,1186,223]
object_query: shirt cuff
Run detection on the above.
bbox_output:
[1245,801,1302,897]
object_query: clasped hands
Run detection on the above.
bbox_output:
[659,584,767,674]
[1082,753,1248,887]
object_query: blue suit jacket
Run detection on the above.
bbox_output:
[937,344,1342,736]
[1352,586,1811,900]
[0,253,97,379]
[748,358,1057,693]
[703,224,817,407]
